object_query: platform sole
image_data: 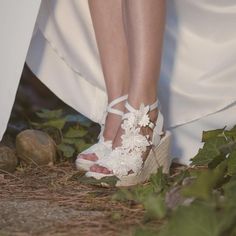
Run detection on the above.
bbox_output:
[86,131,172,187]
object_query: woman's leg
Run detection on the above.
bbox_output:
[80,0,129,161]
[123,0,165,107]
[91,0,166,173]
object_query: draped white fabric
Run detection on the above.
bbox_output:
[0,0,41,139]
[1,0,236,164]
[28,0,236,127]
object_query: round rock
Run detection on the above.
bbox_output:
[0,146,18,173]
[16,129,56,166]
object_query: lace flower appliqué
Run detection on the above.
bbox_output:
[97,103,156,178]
[136,103,150,127]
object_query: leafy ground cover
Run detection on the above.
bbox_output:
[119,125,236,236]
[2,106,236,235]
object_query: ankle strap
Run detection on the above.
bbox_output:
[125,100,159,113]
[123,100,161,130]
[98,94,128,140]
[107,94,128,116]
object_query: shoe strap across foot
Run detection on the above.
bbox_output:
[106,94,128,116]
[98,94,128,141]
[124,100,159,113]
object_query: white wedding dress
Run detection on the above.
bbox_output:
[1,0,236,165]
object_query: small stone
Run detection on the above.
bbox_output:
[16,129,56,166]
[0,146,18,173]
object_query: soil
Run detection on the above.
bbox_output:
[0,162,152,236]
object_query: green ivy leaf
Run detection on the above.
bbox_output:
[75,174,119,187]
[144,194,167,219]
[208,154,225,169]
[112,184,154,203]
[157,202,220,236]
[70,139,92,152]
[182,160,227,200]
[223,176,236,199]
[223,124,236,140]
[218,140,236,156]
[218,178,236,236]
[63,138,93,153]
[36,109,63,119]
[218,208,236,236]
[227,150,236,176]
[112,188,137,202]
[29,121,42,128]
[64,127,88,138]
[202,127,226,142]
[231,124,236,131]
[78,143,92,152]
[134,228,159,236]
[133,185,155,202]
[62,138,79,144]
[190,137,228,166]
[41,118,66,130]
[57,143,75,158]
[149,167,169,192]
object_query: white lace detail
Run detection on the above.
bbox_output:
[97,102,163,178]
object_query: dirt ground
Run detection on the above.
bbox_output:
[0,162,158,236]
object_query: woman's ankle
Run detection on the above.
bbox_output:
[102,112,123,141]
[111,99,159,149]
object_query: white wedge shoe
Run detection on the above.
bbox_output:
[75,94,128,171]
[85,100,172,187]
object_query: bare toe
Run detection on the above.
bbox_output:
[100,166,112,174]
[90,164,112,174]
[90,164,100,172]
[79,153,98,161]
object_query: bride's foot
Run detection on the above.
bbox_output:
[75,95,128,171]
[87,100,171,186]
[90,103,159,173]
[79,112,123,161]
